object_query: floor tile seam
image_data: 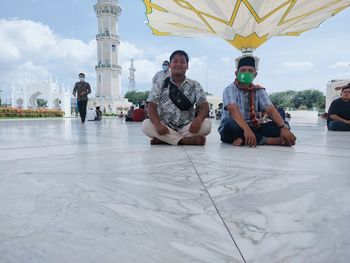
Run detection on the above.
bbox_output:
[183,147,247,263]
[259,149,350,159]
[0,150,133,162]
[0,145,348,162]
[185,148,350,160]
[0,143,148,151]
[1,172,172,177]
[1,149,347,164]
[0,118,65,122]
[287,144,350,151]
[0,145,161,161]
[213,145,350,157]
[0,144,84,151]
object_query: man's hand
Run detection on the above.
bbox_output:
[189,117,202,134]
[280,128,296,146]
[244,129,257,147]
[155,123,169,136]
[79,91,86,96]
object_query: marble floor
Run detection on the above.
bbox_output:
[0,118,349,263]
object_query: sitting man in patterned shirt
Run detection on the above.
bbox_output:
[142,50,211,145]
[218,55,296,147]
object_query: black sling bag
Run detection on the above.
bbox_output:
[163,77,193,111]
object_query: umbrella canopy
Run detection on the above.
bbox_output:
[144,0,350,51]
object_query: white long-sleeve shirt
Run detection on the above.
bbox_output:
[152,70,171,87]
[86,108,97,121]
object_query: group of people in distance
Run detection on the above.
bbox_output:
[125,105,146,122]
[86,106,102,121]
[72,50,350,144]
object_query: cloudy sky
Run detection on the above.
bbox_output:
[0,0,350,103]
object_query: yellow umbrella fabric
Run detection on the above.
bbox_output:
[144,0,350,51]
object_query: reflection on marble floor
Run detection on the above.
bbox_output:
[0,118,349,263]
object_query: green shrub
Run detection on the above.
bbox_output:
[0,107,64,118]
[103,113,117,116]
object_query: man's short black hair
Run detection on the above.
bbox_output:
[237,56,255,69]
[162,60,170,66]
[78,73,85,77]
[342,84,350,92]
[170,50,189,63]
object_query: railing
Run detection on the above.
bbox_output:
[97,0,118,4]
[96,33,119,40]
[95,64,122,70]
[96,8,120,15]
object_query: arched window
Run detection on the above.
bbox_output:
[112,45,116,52]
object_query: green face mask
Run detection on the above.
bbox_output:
[237,72,254,84]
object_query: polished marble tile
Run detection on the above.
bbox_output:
[0,119,243,263]
[1,118,349,263]
[187,120,350,263]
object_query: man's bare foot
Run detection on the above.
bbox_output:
[232,138,243,146]
[179,135,206,145]
[265,137,292,146]
[150,138,168,145]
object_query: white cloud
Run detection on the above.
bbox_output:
[119,41,143,61]
[275,61,314,74]
[154,52,172,66]
[122,59,156,86]
[221,57,231,64]
[0,19,56,56]
[0,18,226,98]
[186,56,208,88]
[120,53,213,92]
[329,61,350,69]
[0,18,98,99]
[0,18,173,96]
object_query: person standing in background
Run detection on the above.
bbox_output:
[152,60,171,87]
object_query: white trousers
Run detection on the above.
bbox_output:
[142,119,212,145]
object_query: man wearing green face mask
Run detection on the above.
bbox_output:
[218,55,297,147]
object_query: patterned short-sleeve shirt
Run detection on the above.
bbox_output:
[147,77,207,130]
[221,82,273,123]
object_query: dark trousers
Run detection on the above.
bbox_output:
[218,116,283,144]
[328,121,350,131]
[77,100,88,123]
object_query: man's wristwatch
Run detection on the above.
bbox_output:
[279,124,289,130]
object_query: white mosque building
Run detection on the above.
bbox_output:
[11,77,71,117]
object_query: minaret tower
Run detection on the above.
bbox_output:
[94,0,122,99]
[128,58,136,92]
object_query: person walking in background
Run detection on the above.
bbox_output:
[72,73,91,124]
